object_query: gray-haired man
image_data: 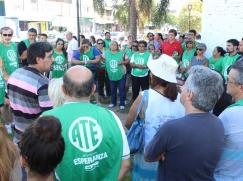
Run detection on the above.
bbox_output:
[214,60,243,180]
[145,66,225,181]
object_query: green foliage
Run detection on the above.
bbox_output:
[113,3,129,27]
[178,0,202,33]
[93,0,105,15]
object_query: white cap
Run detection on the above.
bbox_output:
[147,54,178,83]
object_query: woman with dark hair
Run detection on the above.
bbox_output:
[180,40,196,79]
[19,116,64,181]
[51,38,67,78]
[126,54,184,181]
[90,35,96,47]
[103,41,128,110]
[209,46,226,73]
[130,40,151,101]
[96,38,110,98]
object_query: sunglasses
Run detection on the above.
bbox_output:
[2,34,13,37]
[97,42,103,45]
[132,45,138,47]
[196,48,203,51]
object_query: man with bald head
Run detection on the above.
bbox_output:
[43,65,130,181]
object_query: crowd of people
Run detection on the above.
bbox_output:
[0,25,243,181]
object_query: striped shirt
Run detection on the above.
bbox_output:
[7,67,52,132]
[214,106,243,181]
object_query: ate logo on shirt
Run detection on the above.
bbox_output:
[209,64,215,70]
[7,50,17,62]
[110,59,118,72]
[68,117,103,153]
[83,55,90,64]
[136,58,144,65]
[55,56,64,64]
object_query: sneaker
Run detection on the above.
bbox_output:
[107,104,115,108]
[119,106,125,110]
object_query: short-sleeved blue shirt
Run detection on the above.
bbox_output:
[145,113,224,181]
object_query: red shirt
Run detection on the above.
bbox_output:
[161,40,183,57]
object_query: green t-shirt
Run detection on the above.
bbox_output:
[80,47,95,70]
[221,53,240,80]
[51,51,66,78]
[181,49,195,78]
[104,39,111,50]
[124,46,133,59]
[131,51,150,77]
[0,70,5,105]
[0,42,19,76]
[208,56,224,73]
[43,102,123,181]
[105,50,124,81]
[182,49,195,68]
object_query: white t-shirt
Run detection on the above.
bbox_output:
[144,89,185,147]
[67,38,78,63]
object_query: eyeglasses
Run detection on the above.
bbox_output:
[2,34,13,37]
[132,45,138,47]
[138,45,145,48]
[57,43,64,46]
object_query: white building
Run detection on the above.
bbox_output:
[1,0,117,39]
[201,0,243,57]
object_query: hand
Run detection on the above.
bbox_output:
[159,154,165,161]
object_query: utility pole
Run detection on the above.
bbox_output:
[76,0,81,45]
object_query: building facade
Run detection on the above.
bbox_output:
[201,0,243,56]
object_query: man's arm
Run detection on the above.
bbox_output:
[144,123,171,162]
[38,84,53,112]
[0,57,9,80]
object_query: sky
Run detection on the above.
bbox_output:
[169,0,190,15]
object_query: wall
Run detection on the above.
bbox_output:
[201,0,243,57]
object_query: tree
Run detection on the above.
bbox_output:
[178,0,202,33]
[113,3,129,30]
[92,0,170,38]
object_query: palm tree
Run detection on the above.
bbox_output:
[92,0,170,39]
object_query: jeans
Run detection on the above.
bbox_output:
[110,76,126,106]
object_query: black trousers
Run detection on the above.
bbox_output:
[97,70,110,97]
[131,75,149,101]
